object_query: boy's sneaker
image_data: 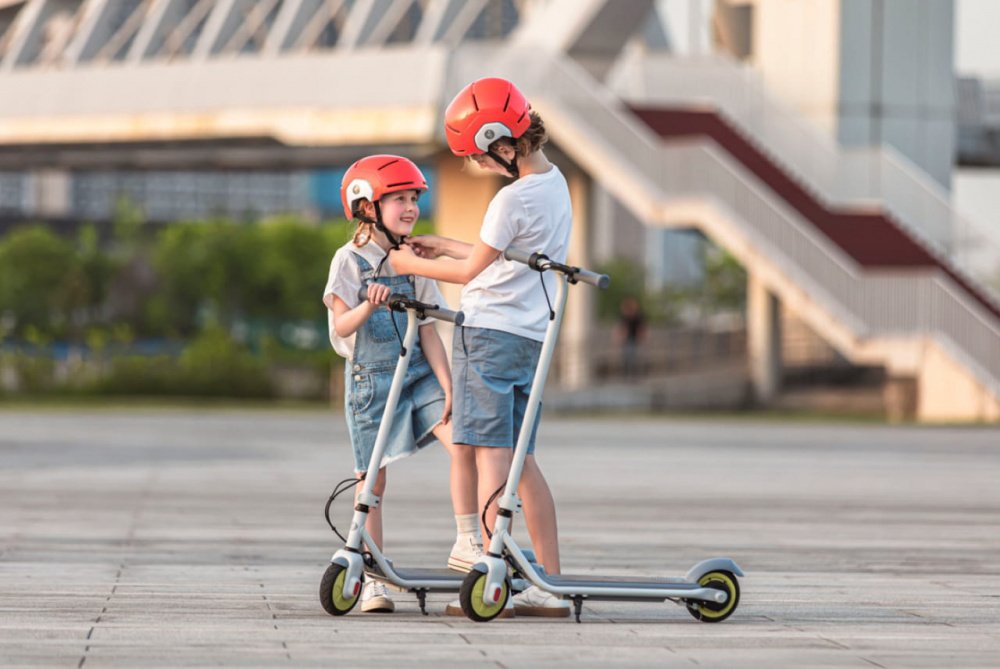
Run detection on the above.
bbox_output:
[447,535,484,573]
[360,581,395,613]
[511,585,570,617]
[445,596,515,619]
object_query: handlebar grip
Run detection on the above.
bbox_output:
[503,247,536,265]
[358,287,464,324]
[420,307,465,326]
[573,268,610,289]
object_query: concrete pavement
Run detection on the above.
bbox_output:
[1,408,998,668]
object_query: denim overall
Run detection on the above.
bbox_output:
[344,251,444,472]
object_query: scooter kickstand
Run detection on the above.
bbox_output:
[415,589,428,616]
[572,596,583,623]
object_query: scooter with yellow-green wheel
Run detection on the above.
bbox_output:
[455,249,744,624]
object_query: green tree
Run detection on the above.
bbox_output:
[0,226,83,337]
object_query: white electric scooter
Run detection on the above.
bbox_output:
[456,249,744,624]
[319,289,541,616]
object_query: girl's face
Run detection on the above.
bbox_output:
[377,189,421,235]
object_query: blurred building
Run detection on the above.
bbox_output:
[0,0,997,421]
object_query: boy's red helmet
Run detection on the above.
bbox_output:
[444,77,531,156]
[341,155,427,220]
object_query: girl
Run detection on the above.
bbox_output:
[389,78,571,617]
[323,155,481,613]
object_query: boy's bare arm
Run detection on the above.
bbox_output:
[407,234,472,260]
[389,239,500,285]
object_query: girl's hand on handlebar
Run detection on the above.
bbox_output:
[366,282,391,307]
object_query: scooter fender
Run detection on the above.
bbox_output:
[685,557,745,582]
[475,556,508,607]
[330,549,365,601]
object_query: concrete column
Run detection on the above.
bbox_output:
[432,152,499,348]
[560,167,594,390]
[747,272,782,404]
[28,169,72,218]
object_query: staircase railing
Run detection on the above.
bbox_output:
[608,54,1000,299]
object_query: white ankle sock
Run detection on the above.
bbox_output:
[455,513,480,542]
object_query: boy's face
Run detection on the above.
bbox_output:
[469,142,517,177]
[379,189,421,235]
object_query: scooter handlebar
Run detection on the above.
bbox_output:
[503,247,610,289]
[502,247,535,265]
[355,287,465,325]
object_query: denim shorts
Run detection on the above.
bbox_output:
[451,326,542,452]
[345,357,445,472]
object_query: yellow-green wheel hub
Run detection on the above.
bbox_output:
[331,567,358,611]
[469,574,507,618]
[686,570,739,623]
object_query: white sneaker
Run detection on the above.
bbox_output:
[360,581,395,613]
[445,595,514,619]
[511,585,570,618]
[447,535,484,573]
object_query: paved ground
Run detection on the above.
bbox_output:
[1,408,998,668]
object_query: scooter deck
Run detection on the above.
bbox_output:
[366,563,467,588]
[542,573,694,589]
[541,574,701,600]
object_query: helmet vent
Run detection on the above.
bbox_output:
[502,93,510,112]
[385,181,417,188]
[378,158,400,170]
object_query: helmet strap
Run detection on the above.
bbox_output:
[372,200,406,251]
[486,149,519,179]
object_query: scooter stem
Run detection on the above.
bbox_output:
[494,275,569,528]
[345,309,419,549]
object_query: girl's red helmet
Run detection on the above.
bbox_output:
[341,155,427,220]
[444,77,531,156]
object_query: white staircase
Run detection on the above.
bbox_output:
[448,47,1000,419]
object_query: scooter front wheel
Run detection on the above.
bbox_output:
[459,570,510,622]
[686,570,739,623]
[319,563,361,616]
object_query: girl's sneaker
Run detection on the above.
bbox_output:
[360,581,395,613]
[511,585,570,617]
[447,535,484,572]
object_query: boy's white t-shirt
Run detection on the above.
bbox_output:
[324,240,446,360]
[462,165,573,342]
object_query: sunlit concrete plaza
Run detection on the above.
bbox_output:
[1,408,998,668]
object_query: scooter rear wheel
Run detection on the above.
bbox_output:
[319,563,361,616]
[459,570,510,622]
[686,570,739,623]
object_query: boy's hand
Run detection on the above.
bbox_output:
[388,243,416,273]
[407,235,445,259]
[366,282,391,307]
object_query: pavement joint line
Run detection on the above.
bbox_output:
[860,657,887,669]
[819,635,850,649]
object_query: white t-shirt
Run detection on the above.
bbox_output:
[324,240,446,360]
[462,165,573,341]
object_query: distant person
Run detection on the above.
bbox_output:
[614,296,647,379]
[322,155,480,614]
